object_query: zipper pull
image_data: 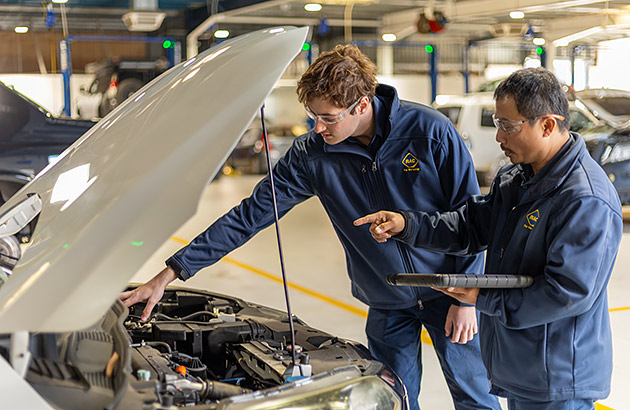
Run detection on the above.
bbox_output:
[362,164,367,173]
[372,161,377,172]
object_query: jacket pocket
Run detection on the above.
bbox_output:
[490,323,549,393]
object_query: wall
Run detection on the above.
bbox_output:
[589,38,630,90]
[0,30,148,74]
[0,73,94,117]
[2,71,488,123]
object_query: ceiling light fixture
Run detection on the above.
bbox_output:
[304,3,322,12]
[552,26,603,47]
[509,11,525,19]
[382,33,397,42]
[214,30,230,39]
[14,26,29,34]
[122,11,167,32]
[51,0,68,3]
[533,38,546,45]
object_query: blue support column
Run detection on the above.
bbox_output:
[570,46,576,88]
[59,39,72,117]
[429,45,438,104]
[463,44,470,94]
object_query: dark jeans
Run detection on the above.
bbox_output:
[366,295,500,410]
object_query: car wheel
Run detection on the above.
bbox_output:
[0,234,21,270]
[117,78,143,102]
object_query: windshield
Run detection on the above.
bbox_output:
[583,97,630,116]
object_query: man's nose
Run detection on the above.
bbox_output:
[314,119,327,134]
[495,130,505,144]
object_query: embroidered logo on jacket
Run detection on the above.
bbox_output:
[524,209,540,230]
[402,152,420,172]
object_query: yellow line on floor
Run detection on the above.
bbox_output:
[595,403,615,410]
[222,256,369,319]
[610,306,630,312]
[170,236,367,319]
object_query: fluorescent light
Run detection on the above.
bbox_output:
[214,30,229,39]
[14,26,28,34]
[552,26,603,47]
[51,0,68,3]
[533,38,546,45]
[382,33,397,42]
[435,95,450,105]
[304,3,322,12]
[510,11,525,19]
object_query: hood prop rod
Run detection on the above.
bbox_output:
[259,105,306,380]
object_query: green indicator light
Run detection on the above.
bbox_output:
[63,244,69,249]
[302,43,311,51]
[425,45,434,53]
[163,40,172,49]
[131,241,144,247]
[536,46,544,55]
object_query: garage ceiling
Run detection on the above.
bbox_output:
[1,1,630,50]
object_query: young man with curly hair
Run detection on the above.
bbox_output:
[121,45,500,410]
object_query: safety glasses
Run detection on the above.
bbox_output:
[492,114,565,134]
[305,97,363,125]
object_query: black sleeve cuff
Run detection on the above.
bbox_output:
[166,257,190,281]
[392,210,412,242]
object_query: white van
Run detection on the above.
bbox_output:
[434,92,598,185]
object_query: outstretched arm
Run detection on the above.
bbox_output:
[119,267,179,321]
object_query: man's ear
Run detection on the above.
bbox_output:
[541,117,557,138]
[357,96,370,114]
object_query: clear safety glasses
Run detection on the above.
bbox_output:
[492,113,565,134]
[305,97,362,125]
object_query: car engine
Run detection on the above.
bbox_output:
[10,287,398,409]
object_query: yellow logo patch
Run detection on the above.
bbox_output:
[524,209,539,230]
[402,153,420,172]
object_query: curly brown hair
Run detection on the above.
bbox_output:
[296,44,378,112]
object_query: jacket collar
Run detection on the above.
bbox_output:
[519,132,586,200]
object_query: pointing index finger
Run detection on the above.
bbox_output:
[353,213,379,226]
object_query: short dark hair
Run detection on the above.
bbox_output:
[494,68,570,132]
[296,44,378,112]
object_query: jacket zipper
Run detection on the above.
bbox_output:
[367,159,415,276]
[361,163,379,208]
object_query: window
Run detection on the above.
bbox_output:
[480,107,495,127]
[437,106,461,125]
[569,110,593,132]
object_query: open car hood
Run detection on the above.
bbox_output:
[0,26,309,333]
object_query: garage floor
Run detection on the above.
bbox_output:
[132,174,629,410]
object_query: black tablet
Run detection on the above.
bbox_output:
[387,273,534,288]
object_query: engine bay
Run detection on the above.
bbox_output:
[10,287,390,409]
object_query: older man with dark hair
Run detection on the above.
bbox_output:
[356,67,622,410]
[121,44,500,410]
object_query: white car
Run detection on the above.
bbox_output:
[572,88,630,126]
[0,27,407,410]
[434,92,598,185]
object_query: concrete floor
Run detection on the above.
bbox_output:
[132,174,629,410]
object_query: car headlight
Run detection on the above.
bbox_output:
[222,366,403,410]
[601,143,630,164]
